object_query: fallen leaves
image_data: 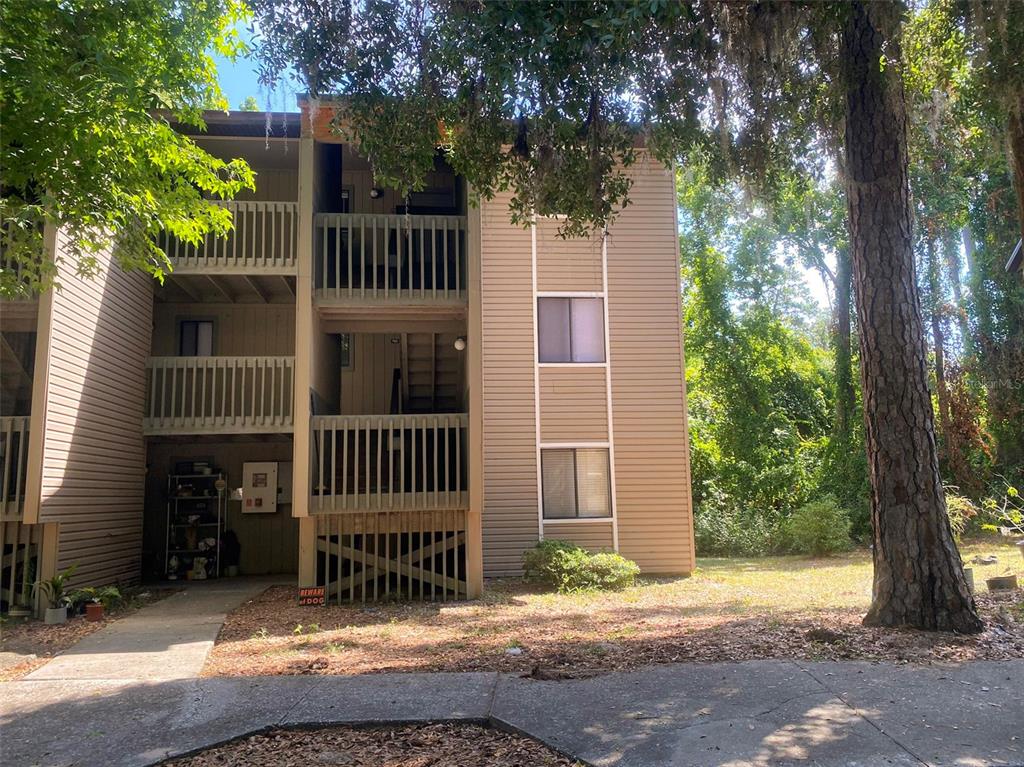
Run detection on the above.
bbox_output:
[161,723,581,767]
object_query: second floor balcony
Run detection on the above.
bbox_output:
[314,213,467,312]
[143,356,295,435]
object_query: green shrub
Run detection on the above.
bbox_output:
[522,540,640,593]
[944,490,980,541]
[784,497,852,556]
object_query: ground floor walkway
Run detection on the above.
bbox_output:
[2,660,1020,766]
[3,579,1021,766]
[25,576,287,681]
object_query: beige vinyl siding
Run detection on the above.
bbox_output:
[606,159,693,573]
[541,520,614,551]
[151,304,296,356]
[479,191,538,575]
[535,218,603,292]
[539,367,608,442]
[39,231,153,585]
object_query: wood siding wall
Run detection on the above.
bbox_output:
[38,231,154,585]
[143,441,298,577]
[606,160,693,573]
[339,333,400,415]
[479,191,538,575]
[151,304,296,356]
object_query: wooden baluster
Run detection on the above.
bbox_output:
[334,216,341,301]
[375,418,382,509]
[340,419,348,512]
[1,424,12,518]
[317,419,325,512]
[421,219,427,299]
[330,416,337,509]
[364,417,371,510]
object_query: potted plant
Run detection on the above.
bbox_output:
[34,565,77,625]
[69,585,122,621]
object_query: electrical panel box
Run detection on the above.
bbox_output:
[242,462,278,514]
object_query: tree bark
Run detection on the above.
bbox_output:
[833,245,855,446]
[1008,97,1024,246]
[841,1,982,633]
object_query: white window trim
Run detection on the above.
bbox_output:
[539,444,614,522]
[532,219,619,550]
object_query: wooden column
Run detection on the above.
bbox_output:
[465,195,484,598]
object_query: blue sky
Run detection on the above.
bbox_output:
[213,50,299,112]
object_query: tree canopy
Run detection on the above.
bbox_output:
[0,0,255,297]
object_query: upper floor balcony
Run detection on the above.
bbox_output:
[314,213,467,315]
[143,355,294,435]
[157,200,298,276]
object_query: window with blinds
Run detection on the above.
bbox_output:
[179,320,213,356]
[541,448,611,519]
[537,297,605,363]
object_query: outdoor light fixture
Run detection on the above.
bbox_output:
[454,337,466,351]
[369,187,383,199]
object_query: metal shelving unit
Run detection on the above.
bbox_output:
[164,472,226,579]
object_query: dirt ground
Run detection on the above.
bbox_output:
[162,723,580,767]
[203,542,1024,678]
[0,587,179,680]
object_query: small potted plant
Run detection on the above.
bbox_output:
[68,585,123,621]
[34,565,77,625]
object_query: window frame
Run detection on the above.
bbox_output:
[540,446,613,521]
[536,294,607,366]
[178,319,215,357]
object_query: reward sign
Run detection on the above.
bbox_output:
[297,586,326,606]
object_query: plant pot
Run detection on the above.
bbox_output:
[85,602,105,622]
[986,574,1019,592]
[963,567,975,594]
[44,606,68,625]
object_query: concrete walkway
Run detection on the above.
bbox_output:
[3,660,1021,767]
[25,577,283,681]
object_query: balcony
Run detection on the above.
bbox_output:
[0,416,29,521]
[157,201,299,275]
[143,356,294,435]
[314,214,467,313]
[311,413,468,513]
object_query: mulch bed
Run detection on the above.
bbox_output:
[161,723,580,767]
[0,587,180,680]
[203,584,1024,679]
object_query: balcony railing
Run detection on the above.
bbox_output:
[314,214,467,305]
[312,413,468,512]
[157,201,298,274]
[0,417,30,521]
[144,356,294,434]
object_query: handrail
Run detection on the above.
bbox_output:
[158,200,298,273]
[0,416,30,520]
[312,412,468,512]
[314,213,467,303]
[144,356,295,434]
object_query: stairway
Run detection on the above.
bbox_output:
[403,333,463,413]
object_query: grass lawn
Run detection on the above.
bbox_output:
[163,723,580,767]
[204,540,1023,678]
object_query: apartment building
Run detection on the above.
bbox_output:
[0,104,693,610]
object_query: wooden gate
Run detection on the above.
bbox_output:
[316,510,467,602]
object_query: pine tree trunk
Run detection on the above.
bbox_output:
[833,245,855,445]
[841,1,982,633]
[926,238,956,475]
[1008,97,1024,246]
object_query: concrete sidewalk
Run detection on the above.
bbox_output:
[25,577,284,682]
[3,660,1021,767]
